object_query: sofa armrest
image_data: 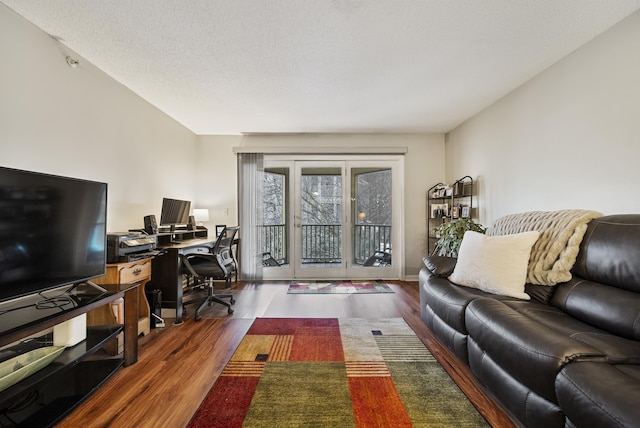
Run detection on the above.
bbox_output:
[423,255,457,277]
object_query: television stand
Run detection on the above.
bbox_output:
[0,283,139,426]
[65,280,107,294]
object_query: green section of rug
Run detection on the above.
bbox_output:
[287,281,395,294]
[188,318,488,428]
[243,362,354,427]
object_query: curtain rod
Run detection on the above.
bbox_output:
[232,146,408,154]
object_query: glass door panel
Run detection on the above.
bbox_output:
[352,167,392,267]
[262,161,295,279]
[262,167,289,268]
[295,163,346,278]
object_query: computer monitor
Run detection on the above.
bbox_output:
[159,198,191,231]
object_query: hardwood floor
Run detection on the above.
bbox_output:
[57,281,515,428]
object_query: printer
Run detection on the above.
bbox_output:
[107,232,159,263]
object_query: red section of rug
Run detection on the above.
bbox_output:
[349,377,413,427]
[246,317,340,335]
[189,376,260,428]
[289,329,344,361]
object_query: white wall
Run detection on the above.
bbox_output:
[2,3,445,279]
[196,134,446,278]
[445,10,640,227]
[194,135,240,229]
[0,4,197,233]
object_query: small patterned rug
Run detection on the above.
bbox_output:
[287,281,395,294]
[188,318,488,427]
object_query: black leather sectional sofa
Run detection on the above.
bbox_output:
[419,214,640,427]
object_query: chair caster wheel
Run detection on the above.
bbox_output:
[227,307,234,314]
[195,315,202,321]
[230,298,236,304]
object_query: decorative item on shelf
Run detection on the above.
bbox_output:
[461,206,470,218]
[0,346,66,393]
[452,205,460,219]
[431,183,449,199]
[430,203,449,219]
[433,218,486,257]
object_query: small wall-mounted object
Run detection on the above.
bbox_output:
[66,56,79,68]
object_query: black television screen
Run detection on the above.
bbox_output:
[160,197,191,226]
[0,166,107,302]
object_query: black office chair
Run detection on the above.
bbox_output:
[229,233,240,283]
[181,226,239,320]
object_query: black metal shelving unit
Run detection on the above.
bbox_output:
[427,176,474,255]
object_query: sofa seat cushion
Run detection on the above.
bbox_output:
[502,300,640,364]
[556,362,640,428]
[466,298,605,402]
[424,275,516,334]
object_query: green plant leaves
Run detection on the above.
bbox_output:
[433,218,486,257]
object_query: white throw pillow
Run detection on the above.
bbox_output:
[448,230,540,300]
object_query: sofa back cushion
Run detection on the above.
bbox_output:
[551,278,640,340]
[571,214,640,293]
[551,215,640,340]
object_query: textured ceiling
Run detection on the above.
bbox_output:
[2,1,640,135]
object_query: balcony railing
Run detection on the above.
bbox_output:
[302,224,342,263]
[261,224,391,265]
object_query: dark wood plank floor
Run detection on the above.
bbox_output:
[57,281,515,428]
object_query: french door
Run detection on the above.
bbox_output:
[262,155,403,280]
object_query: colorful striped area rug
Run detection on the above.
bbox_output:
[188,318,488,427]
[287,281,395,294]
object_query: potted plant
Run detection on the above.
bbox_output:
[433,218,486,257]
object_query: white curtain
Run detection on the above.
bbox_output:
[237,153,264,281]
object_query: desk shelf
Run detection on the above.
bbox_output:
[155,227,207,246]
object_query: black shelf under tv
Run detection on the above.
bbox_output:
[0,284,139,427]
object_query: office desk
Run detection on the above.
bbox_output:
[149,237,215,324]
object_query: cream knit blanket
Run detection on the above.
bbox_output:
[487,209,602,285]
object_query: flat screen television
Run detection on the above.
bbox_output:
[159,197,191,229]
[0,166,107,302]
